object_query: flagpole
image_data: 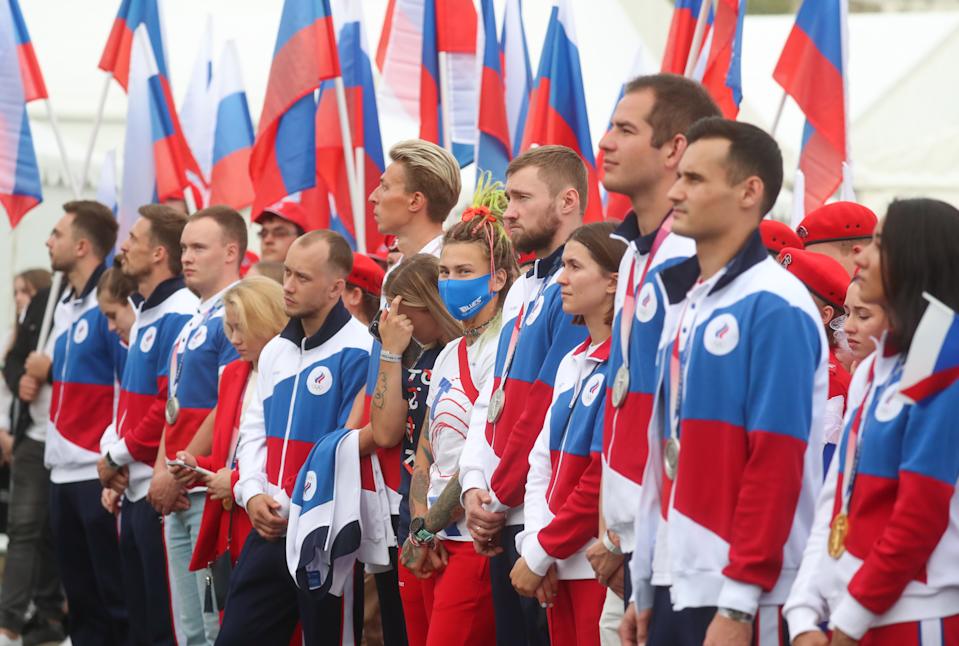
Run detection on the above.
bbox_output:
[770,91,787,138]
[80,74,112,193]
[438,52,454,151]
[332,76,365,253]
[354,146,366,252]
[42,99,81,199]
[684,0,714,77]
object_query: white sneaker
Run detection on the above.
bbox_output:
[0,632,23,646]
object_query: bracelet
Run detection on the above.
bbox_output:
[105,451,121,470]
[717,607,754,624]
[380,349,402,364]
[601,531,622,555]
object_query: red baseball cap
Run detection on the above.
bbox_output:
[777,247,849,309]
[348,253,385,297]
[760,220,803,254]
[254,200,308,232]
[796,202,877,246]
[240,250,259,277]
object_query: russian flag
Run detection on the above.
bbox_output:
[900,293,959,405]
[375,0,425,135]
[661,0,705,75]
[774,0,847,213]
[501,0,532,157]
[0,0,43,227]
[179,17,214,206]
[99,0,202,201]
[419,0,479,167]
[209,41,254,210]
[314,0,386,253]
[520,1,603,223]
[695,0,746,118]
[475,0,511,183]
[250,0,341,217]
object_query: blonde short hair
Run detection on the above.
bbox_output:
[389,140,462,223]
[222,276,288,348]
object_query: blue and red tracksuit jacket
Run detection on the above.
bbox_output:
[459,245,586,523]
[105,277,197,501]
[234,301,371,511]
[163,286,239,459]
[784,337,959,639]
[46,263,126,483]
[631,231,828,615]
[602,212,694,552]
[518,337,610,580]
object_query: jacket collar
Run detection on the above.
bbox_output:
[528,243,566,280]
[63,262,107,303]
[660,229,767,305]
[611,210,672,255]
[572,335,612,363]
[280,299,353,351]
[141,276,187,311]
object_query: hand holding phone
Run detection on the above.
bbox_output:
[166,458,215,478]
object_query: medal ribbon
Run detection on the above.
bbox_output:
[836,359,881,518]
[169,301,223,401]
[619,215,674,371]
[667,299,693,463]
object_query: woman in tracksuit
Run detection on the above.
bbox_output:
[784,198,959,646]
[510,222,626,646]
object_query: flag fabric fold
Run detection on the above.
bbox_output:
[501,0,532,158]
[210,41,255,210]
[694,0,746,118]
[661,0,705,75]
[9,0,46,101]
[179,17,214,206]
[475,0,511,183]
[899,293,959,405]
[520,1,602,222]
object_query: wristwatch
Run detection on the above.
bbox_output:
[409,517,436,546]
[717,607,754,623]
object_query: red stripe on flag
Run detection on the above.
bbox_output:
[16,43,47,101]
[478,67,512,154]
[436,0,477,53]
[799,128,843,213]
[98,19,135,90]
[375,0,397,72]
[0,194,40,229]
[210,148,254,210]
[661,7,700,75]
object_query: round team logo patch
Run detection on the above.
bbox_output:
[635,283,658,323]
[302,470,318,502]
[73,319,89,344]
[187,325,208,350]
[139,326,157,353]
[306,366,334,396]
[703,314,740,356]
[525,295,546,326]
[874,382,904,422]
[581,373,605,407]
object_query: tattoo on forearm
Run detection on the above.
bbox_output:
[372,372,388,410]
[411,468,429,507]
[426,472,464,533]
[400,539,417,567]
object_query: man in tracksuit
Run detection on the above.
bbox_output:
[620,119,827,646]
[219,230,372,645]
[99,205,196,646]
[459,146,588,646]
[26,201,128,645]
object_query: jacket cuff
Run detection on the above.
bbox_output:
[829,592,878,640]
[486,487,509,513]
[523,535,555,577]
[632,579,655,610]
[107,439,135,467]
[235,477,266,511]
[784,606,824,640]
[717,577,763,616]
[459,470,489,505]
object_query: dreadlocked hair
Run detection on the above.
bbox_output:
[443,172,519,307]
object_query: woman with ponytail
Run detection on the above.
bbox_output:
[400,175,517,646]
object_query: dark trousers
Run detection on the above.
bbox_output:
[622,552,632,611]
[489,525,550,646]
[647,586,789,646]
[49,478,128,646]
[119,496,175,646]
[217,532,361,646]
[374,514,408,646]
[0,438,63,633]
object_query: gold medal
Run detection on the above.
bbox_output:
[612,365,629,408]
[828,513,849,559]
[664,438,680,480]
[165,396,180,425]
[488,388,505,423]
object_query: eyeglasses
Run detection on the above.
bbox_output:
[257,227,297,240]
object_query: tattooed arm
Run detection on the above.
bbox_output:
[426,472,464,533]
[371,298,415,449]
[402,412,435,574]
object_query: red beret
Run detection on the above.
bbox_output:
[777,247,849,309]
[254,200,309,232]
[760,220,803,254]
[348,252,385,297]
[796,202,877,245]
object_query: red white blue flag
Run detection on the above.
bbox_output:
[250,0,341,217]
[693,0,746,118]
[774,0,849,213]
[501,0,532,158]
[209,41,254,210]
[475,0,511,182]
[661,0,705,75]
[0,0,44,226]
[521,1,602,222]
[900,294,959,405]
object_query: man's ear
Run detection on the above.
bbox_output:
[409,191,427,215]
[740,176,764,211]
[662,134,687,171]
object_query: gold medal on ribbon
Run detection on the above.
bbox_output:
[828,513,849,559]
[487,388,505,423]
[612,364,629,408]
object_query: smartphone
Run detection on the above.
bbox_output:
[166,458,215,478]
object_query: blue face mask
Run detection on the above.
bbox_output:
[438,274,495,321]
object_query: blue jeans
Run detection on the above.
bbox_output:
[166,491,219,645]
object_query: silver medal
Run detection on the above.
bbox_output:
[664,438,680,480]
[165,396,180,425]
[612,364,629,408]
[487,388,506,423]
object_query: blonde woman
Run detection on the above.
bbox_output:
[172,276,287,612]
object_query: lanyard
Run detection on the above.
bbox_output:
[498,270,551,389]
[837,359,886,517]
[667,300,694,447]
[169,301,222,398]
[619,215,673,371]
